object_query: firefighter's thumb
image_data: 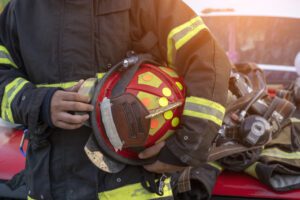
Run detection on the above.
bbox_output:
[138,141,165,159]
[66,79,84,92]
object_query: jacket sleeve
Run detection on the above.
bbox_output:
[0,3,57,134]
[131,0,232,166]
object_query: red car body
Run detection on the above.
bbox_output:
[0,129,25,181]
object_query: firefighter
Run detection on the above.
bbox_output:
[0,0,232,199]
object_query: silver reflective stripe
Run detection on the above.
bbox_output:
[0,51,14,62]
[100,97,123,150]
[0,118,21,128]
[184,102,224,121]
[270,174,300,189]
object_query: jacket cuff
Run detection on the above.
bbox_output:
[40,88,60,128]
[157,146,188,167]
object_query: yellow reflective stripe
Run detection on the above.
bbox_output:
[0,58,17,68]
[208,162,223,171]
[175,21,207,50]
[244,162,258,179]
[167,16,207,67]
[98,178,173,200]
[183,96,225,126]
[1,78,29,123]
[27,196,35,200]
[37,81,77,89]
[261,148,300,160]
[184,110,222,126]
[0,45,18,68]
[186,96,225,114]
[0,45,9,54]
[37,72,106,89]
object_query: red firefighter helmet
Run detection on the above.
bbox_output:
[88,54,185,167]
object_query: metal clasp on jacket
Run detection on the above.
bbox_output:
[19,129,28,157]
[157,173,167,196]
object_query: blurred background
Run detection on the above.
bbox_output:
[183,0,300,86]
[184,0,300,66]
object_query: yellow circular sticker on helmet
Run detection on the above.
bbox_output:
[159,97,169,107]
[162,87,172,97]
[172,117,180,127]
[164,111,173,120]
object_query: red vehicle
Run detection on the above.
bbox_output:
[0,125,26,198]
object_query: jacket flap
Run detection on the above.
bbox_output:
[97,0,131,15]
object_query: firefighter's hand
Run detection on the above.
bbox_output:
[139,142,186,173]
[50,80,94,129]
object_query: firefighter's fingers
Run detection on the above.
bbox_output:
[65,79,84,92]
[64,92,91,103]
[56,90,90,103]
[60,101,94,112]
[144,161,186,173]
[138,141,165,159]
[51,91,93,112]
[54,120,85,130]
[51,112,89,128]
[56,112,89,124]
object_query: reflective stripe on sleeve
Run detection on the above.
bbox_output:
[1,78,29,123]
[261,148,300,160]
[0,45,18,68]
[36,81,77,89]
[98,178,173,200]
[183,96,225,126]
[36,73,106,89]
[208,162,223,172]
[167,16,207,67]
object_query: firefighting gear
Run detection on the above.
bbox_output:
[244,118,300,191]
[176,116,300,199]
[216,62,296,167]
[218,63,295,151]
[175,63,300,199]
[208,63,295,163]
[187,120,300,198]
[82,54,186,172]
[221,63,300,192]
